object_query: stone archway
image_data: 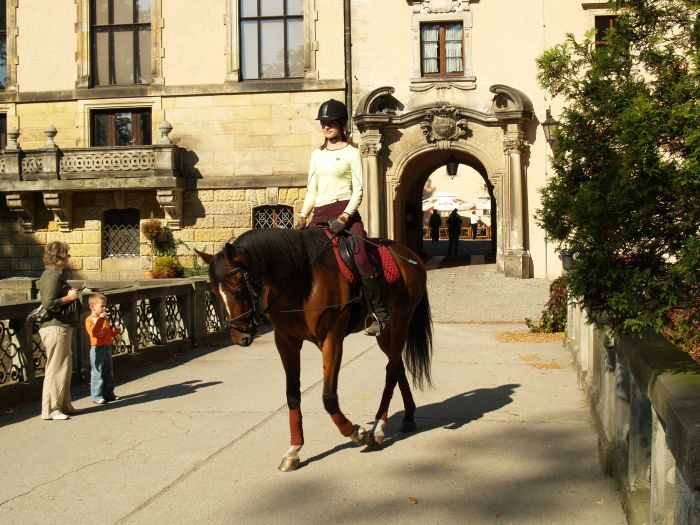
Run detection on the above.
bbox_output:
[354,84,534,278]
[393,145,498,262]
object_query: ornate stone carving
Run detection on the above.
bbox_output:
[60,150,156,173]
[156,188,183,230]
[21,156,43,175]
[420,107,470,145]
[43,192,73,232]
[360,141,382,157]
[504,138,529,155]
[415,0,470,14]
[5,193,36,232]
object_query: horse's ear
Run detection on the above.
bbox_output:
[195,249,214,265]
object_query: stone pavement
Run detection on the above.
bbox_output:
[0,265,625,524]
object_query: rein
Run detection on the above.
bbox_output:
[218,231,353,332]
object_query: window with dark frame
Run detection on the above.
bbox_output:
[91,108,151,146]
[420,22,463,77]
[595,15,618,48]
[253,205,294,229]
[0,0,6,89]
[239,0,304,80]
[103,208,141,258]
[0,114,6,150]
[91,0,152,86]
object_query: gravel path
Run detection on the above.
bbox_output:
[426,259,551,323]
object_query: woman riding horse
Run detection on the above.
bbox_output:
[296,99,388,336]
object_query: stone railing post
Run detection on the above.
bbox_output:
[121,300,140,354]
[191,278,210,344]
[3,127,21,180]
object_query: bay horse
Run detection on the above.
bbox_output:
[197,227,432,471]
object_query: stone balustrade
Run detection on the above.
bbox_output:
[567,303,700,524]
[0,277,227,410]
[0,122,185,231]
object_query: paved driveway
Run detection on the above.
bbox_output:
[0,316,624,524]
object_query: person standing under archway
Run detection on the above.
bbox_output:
[429,209,441,243]
[447,208,462,256]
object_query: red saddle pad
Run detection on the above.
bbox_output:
[323,231,400,285]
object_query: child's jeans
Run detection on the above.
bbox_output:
[90,345,115,400]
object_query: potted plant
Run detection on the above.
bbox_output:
[141,218,170,278]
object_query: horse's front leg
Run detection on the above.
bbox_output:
[275,333,304,472]
[321,336,367,445]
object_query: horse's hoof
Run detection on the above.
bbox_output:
[366,434,384,450]
[400,420,417,433]
[278,456,300,472]
[350,424,368,445]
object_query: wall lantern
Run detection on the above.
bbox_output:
[446,155,459,179]
[541,108,559,147]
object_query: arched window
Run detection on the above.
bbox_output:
[253,205,294,229]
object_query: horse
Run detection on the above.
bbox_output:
[196,226,432,471]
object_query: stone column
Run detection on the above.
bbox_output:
[360,132,383,237]
[503,136,531,278]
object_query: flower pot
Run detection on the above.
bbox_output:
[143,269,155,279]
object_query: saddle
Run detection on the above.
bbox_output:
[322,229,401,285]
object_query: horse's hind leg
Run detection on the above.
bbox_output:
[397,367,417,432]
[321,337,367,445]
[276,334,304,472]
[368,360,401,447]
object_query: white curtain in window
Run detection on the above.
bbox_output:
[445,23,462,73]
[421,25,439,74]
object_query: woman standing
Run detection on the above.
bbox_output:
[296,99,388,336]
[37,241,80,420]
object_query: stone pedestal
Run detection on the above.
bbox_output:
[504,251,530,278]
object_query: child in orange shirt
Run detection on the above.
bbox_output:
[85,293,120,404]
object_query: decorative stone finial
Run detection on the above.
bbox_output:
[158,121,173,144]
[6,127,20,150]
[44,125,58,148]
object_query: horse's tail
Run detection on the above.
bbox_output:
[404,289,433,390]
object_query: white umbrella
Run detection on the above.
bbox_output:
[422,192,473,212]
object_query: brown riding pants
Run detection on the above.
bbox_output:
[310,200,372,277]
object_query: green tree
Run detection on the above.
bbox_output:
[536,0,700,336]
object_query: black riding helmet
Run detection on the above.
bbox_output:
[316,99,348,121]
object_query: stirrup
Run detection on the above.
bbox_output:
[364,313,383,336]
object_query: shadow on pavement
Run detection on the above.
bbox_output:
[77,379,223,415]
[297,384,520,467]
[380,383,521,446]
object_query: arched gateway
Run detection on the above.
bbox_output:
[354,84,535,278]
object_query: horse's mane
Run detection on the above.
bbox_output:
[232,227,330,289]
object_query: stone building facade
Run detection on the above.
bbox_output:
[0,0,617,280]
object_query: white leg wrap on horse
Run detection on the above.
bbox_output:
[372,419,386,439]
[284,445,303,459]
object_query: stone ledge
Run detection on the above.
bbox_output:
[619,331,700,487]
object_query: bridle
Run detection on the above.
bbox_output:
[217,265,265,336]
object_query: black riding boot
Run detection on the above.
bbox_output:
[361,275,389,336]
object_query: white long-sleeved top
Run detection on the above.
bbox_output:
[300,145,363,218]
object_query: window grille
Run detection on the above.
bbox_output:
[253,205,294,229]
[104,208,140,258]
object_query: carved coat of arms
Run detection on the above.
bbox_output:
[420,107,470,144]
